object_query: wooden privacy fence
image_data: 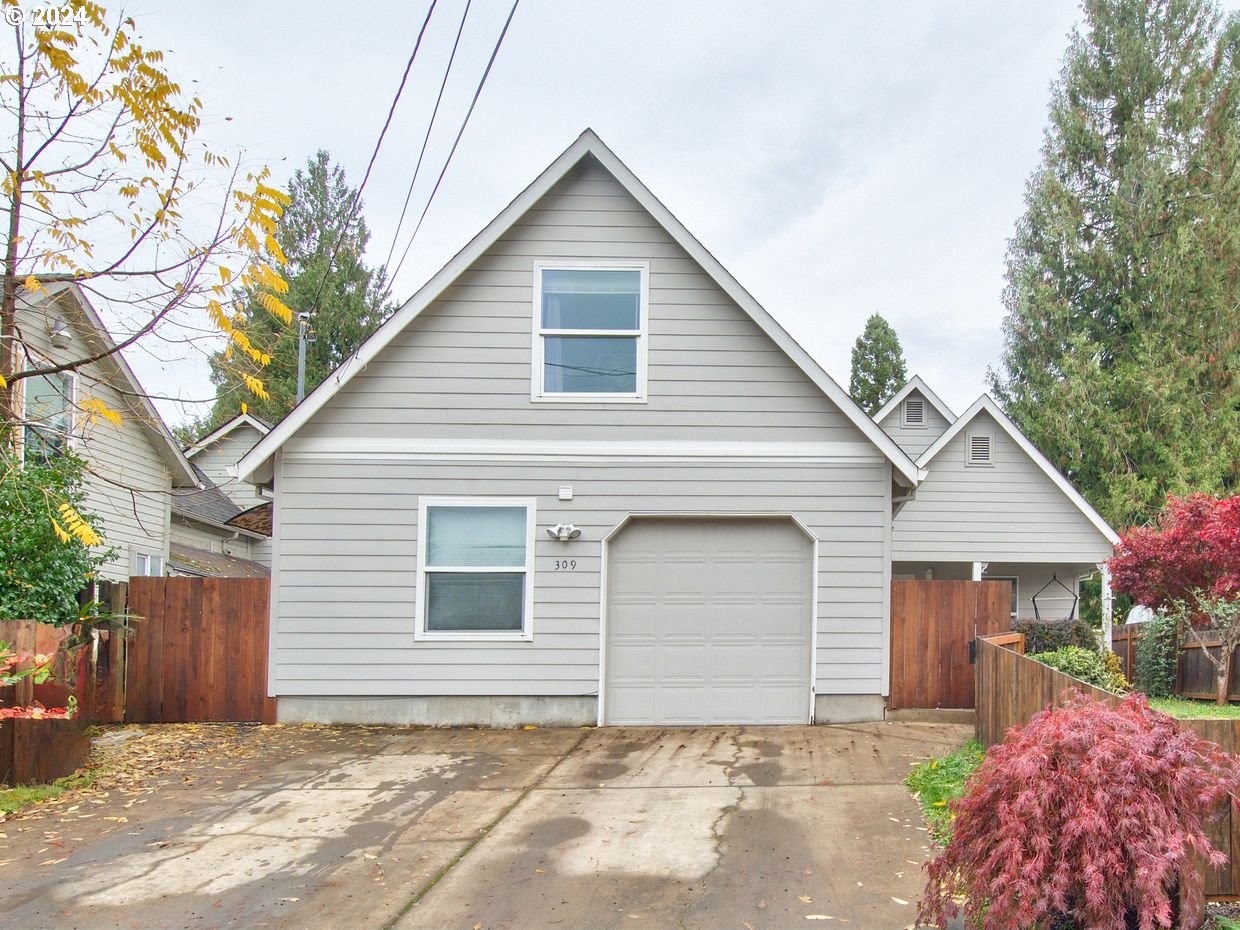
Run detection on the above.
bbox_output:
[889,579,1012,710]
[0,583,127,785]
[1110,624,1240,702]
[977,635,1240,899]
[3,577,274,784]
[126,577,275,724]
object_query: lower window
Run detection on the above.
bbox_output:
[417,498,536,639]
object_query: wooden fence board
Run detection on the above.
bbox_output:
[124,577,273,724]
[890,580,1012,710]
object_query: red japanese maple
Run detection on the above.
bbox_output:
[919,691,1240,930]
[1108,494,1240,609]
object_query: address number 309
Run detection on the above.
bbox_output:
[554,559,577,571]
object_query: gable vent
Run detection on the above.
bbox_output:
[903,397,925,426]
[968,433,993,465]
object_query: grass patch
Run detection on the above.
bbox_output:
[904,738,985,843]
[0,767,100,817]
[1148,696,1240,720]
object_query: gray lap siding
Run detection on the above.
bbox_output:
[271,455,890,699]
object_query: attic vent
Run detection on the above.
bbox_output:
[967,432,993,466]
[903,397,925,426]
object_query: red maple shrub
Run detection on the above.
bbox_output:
[918,691,1240,930]
[1108,493,1240,609]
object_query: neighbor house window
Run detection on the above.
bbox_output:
[533,263,648,401]
[902,396,925,427]
[416,498,536,640]
[134,552,164,577]
[22,369,73,462]
[966,431,993,466]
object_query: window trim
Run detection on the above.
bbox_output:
[531,260,649,404]
[965,430,993,467]
[901,396,926,428]
[415,496,537,642]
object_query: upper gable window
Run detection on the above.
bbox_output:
[966,431,993,466]
[23,368,74,462]
[902,396,926,427]
[533,262,648,402]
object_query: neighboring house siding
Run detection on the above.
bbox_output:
[297,159,863,445]
[878,391,952,458]
[17,296,171,580]
[170,517,254,560]
[272,453,890,697]
[892,410,1113,563]
[192,425,266,510]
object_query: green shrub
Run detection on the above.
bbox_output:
[1133,612,1179,698]
[1014,617,1098,654]
[1029,646,1122,691]
[0,447,112,626]
[1102,648,1131,693]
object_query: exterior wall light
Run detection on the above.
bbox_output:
[546,523,581,541]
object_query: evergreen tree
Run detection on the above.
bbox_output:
[991,0,1240,529]
[207,151,393,426]
[849,313,908,415]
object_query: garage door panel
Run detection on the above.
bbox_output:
[605,518,813,725]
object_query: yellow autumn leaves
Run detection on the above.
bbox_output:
[52,502,103,548]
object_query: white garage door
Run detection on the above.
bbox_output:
[604,517,814,725]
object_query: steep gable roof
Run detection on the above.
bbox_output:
[28,282,197,488]
[238,130,925,487]
[917,395,1119,544]
[874,375,956,426]
[184,412,271,459]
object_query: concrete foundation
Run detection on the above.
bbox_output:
[277,695,598,727]
[813,694,887,724]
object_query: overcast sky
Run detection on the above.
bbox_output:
[123,0,1108,423]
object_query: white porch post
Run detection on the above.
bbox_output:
[971,561,987,582]
[1099,563,1114,649]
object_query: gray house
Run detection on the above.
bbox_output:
[170,413,273,577]
[878,377,1119,631]
[14,281,196,580]
[239,131,1116,728]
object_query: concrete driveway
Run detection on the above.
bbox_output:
[1,721,969,930]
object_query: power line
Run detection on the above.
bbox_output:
[305,0,439,319]
[386,0,520,296]
[380,0,473,279]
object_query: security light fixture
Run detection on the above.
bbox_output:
[49,319,72,349]
[546,523,581,541]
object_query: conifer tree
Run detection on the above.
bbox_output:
[991,0,1240,528]
[849,313,908,415]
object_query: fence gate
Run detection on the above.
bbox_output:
[125,577,275,723]
[889,580,1012,710]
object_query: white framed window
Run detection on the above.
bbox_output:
[988,575,1019,619]
[21,365,75,462]
[902,396,925,427]
[133,552,164,577]
[966,431,993,466]
[532,261,648,402]
[415,497,537,641]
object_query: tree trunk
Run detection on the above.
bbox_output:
[1218,669,1229,705]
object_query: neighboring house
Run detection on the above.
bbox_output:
[11,281,196,579]
[239,130,925,728]
[236,131,1118,729]
[169,413,272,577]
[876,377,1119,626]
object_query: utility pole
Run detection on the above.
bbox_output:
[296,311,312,404]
